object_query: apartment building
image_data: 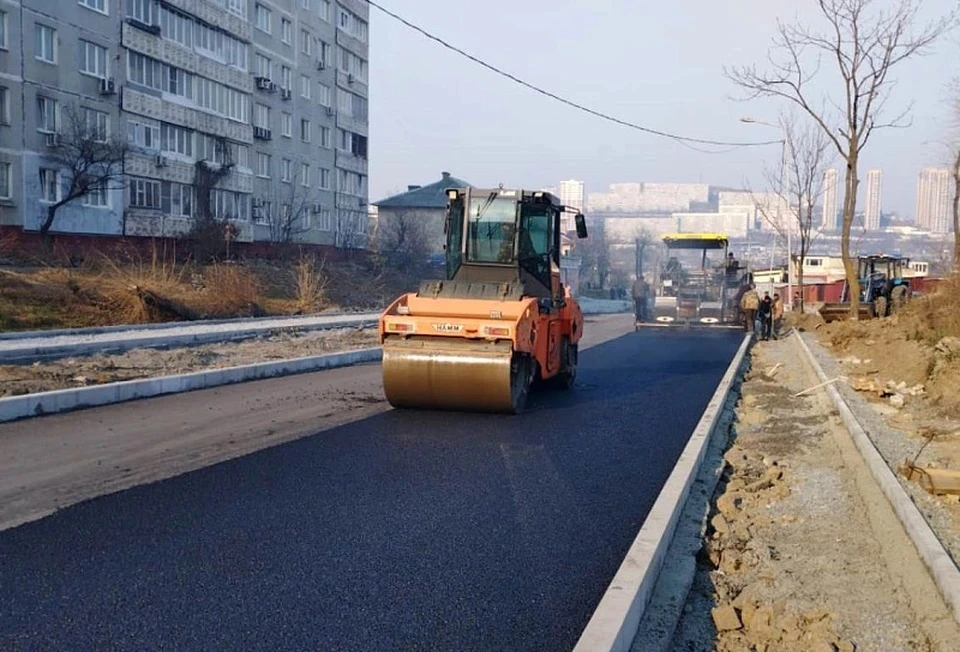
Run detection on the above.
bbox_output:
[0,0,369,248]
[864,168,882,231]
[821,168,839,231]
[915,167,952,234]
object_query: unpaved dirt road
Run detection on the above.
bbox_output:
[0,327,377,397]
[670,333,960,652]
[0,315,633,532]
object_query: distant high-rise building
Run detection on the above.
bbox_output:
[915,168,952,233]
[557,179,585,232]
[821,169,839,230]
[864,169,882,230]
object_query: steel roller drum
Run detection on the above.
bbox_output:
[381,336,526,413]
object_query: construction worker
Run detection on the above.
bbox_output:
[772,293,784,339]
[758,291,773,340]
[740,283,760,333]
[632,276,649,322]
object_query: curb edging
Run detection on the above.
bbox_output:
[0,347,383,424]
[573,332,754,652]
[794,331,960,625]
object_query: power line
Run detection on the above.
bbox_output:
[363,0,781,152]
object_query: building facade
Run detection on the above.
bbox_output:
[915,167,952,234]
[864,168,882,231]
[0,0,369,248]
[821,168,838,231]
[556,178,584,232]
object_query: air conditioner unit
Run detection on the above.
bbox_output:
[99,77,116,95]
[155,153,168,167]
[325,106,334,116]
[316,59,326,70]
[44,132,61,147]
[312,203,323,214]
[280,88,292,100]
[255,76,273,90]
[268,81,278,93]
[253,126,272,140]
[252,197,264,207]
[347,73,355,84]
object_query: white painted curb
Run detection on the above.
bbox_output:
[573,332,753,652]
[794,331,960,625]
[0,347,383,424]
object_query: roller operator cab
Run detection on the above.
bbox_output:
[378,187,589,414]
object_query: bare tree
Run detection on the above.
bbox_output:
[377,210,429,270]
[634,228,656,281]
[268,182,322,246]
[39,102,128,236]
[726,0,958,317]
[750,114,833,311]
[578,219,610,290]
[189,136,236,262]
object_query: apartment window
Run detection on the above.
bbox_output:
[126,0,157,25]
[198,135,242,166]
[161,123,193,156]
[319,126,330,148]
[0,162,11,199]
[80,0,108,13]
[300,162,310,187]
[127,51,163,90]
[338,89,367,119]
[281,19,292,44]
[85,109,109,142]
[300,118,311,142]
[39,169,60,203]
[256,152,271,177]
[170,183,194,217]
[83,180,108,208]
[0,87,8,125]
[166,67,194,99]
[319,40,330,65]
[130,177,161,209]
[128,118,160,148]
[301,0,310,9]
[161,7,192,47]
[318,0,330,22]
[80,41,109,78]
[300,75,310,99]
[300,29,311,55]
[195,21,248,70]
[338,47,367,83]
[301,210,311,230]
[0,11,7,50]
[210,189,248,221]
[218,0,245,19]
[255,4,271,33]
[35,24,57,63]
[317,83,331,108]
[338,169,364,196]
[255,53,271,79]
[280,113,292,137]
[37,97,59,133]
[281,159,291,182]
[281,66,291,90]
[195,77,248,122]
[254,104,270,129]
[319,167,330,190]
[318,208,332,231]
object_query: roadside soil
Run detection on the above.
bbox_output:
[671,335,960,652]
[0,327,378,397]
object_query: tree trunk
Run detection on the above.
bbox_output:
[953,150,960,272]
[40,204,57,235]
[841,148,861,317]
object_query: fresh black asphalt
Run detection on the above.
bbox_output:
[0,329,743,651]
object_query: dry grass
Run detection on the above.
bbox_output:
[293,254,329,314]
[900,274,960,345]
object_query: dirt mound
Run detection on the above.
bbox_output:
[816,276,960,417]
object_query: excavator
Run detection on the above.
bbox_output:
[377,187,589,414]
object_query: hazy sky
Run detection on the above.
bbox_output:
[368,0,960,216]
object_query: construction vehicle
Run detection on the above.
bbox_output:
[637,233,748,330]
[378,187,588,414]
[819,254,912,323]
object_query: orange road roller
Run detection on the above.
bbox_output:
[378,186,589,413]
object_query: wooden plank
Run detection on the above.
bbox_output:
[899,463,960,496]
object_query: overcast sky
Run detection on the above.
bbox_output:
[367,0,960,216]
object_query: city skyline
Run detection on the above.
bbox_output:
[864,169,883,231]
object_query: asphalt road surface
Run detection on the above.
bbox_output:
[0,321,744,651]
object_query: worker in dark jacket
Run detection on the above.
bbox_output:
[632,277,649,323]
[758,291,773,340]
